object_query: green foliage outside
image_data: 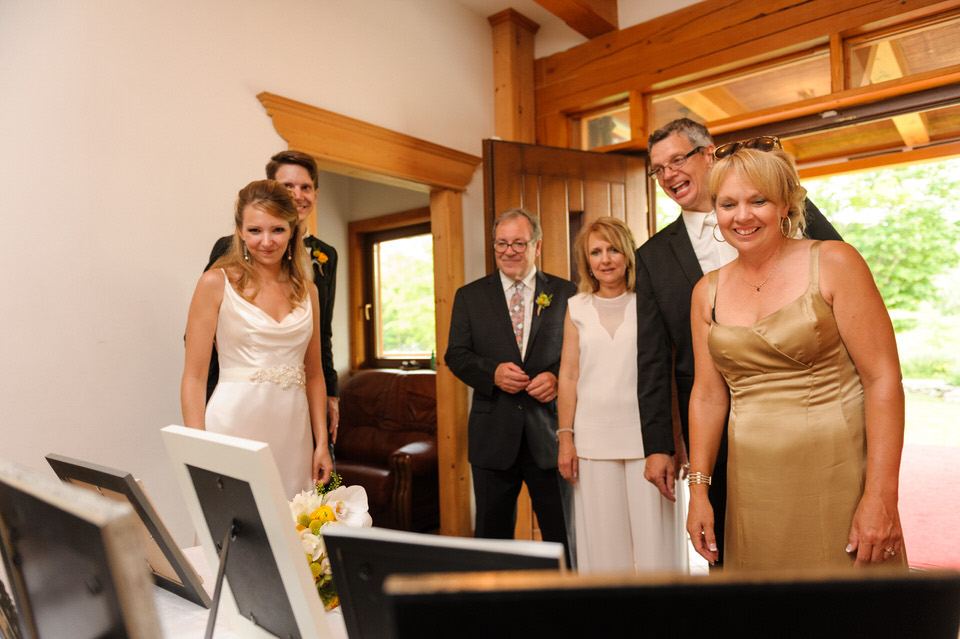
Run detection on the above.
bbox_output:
[377,234,436,356]
[805,159,960,383]
[653,157,960,384]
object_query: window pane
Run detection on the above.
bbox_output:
[578,102,631,150]
[849,15,960,88]
[375,233,435,358]
[650,51,830,130]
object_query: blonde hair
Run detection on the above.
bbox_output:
[573,217,637,294]
[708,148,808,235]
[211,179,311,307]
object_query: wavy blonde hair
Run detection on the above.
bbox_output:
[708,148,808,236]
[211,179,311,307]
[574,217,637,294]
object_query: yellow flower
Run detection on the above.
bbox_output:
[310,505,337,524]
[535,293,553,316]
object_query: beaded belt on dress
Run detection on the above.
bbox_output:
[218,365,306,389]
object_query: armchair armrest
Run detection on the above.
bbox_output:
[390,440,438,530]
[391,440,437,475]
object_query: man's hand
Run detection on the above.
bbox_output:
[525,371,558,403]
[644,452,677,501]
[494,362,530,394]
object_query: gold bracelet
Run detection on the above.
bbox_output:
[687,471,712,486]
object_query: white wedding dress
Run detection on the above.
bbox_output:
[205,271,314,499]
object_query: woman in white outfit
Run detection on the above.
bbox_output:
[558,217,685,573]
[181,180,333,498]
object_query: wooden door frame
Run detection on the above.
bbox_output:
[257,92,480,536]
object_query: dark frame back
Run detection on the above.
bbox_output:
[45,453,211,608]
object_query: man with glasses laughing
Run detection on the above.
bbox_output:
[446,208,577,566]
[635,118,841,569]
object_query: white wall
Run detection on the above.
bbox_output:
[0,0,493,543]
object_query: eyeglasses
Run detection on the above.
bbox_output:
[494,240,533,254]
[647,146,704,179]
[713,136,782,160]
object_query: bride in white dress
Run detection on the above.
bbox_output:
[181,179,333,498]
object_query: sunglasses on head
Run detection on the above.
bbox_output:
[713,136,782,160]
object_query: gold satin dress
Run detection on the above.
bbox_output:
[707,241,902,571]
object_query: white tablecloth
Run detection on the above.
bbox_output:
[155,546,347,639]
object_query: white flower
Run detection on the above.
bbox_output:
[322,485,373,528]
[289,489,325,523]
[299,529,325,562]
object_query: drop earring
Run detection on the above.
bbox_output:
[287,242,293,261]
[242,241,250,262]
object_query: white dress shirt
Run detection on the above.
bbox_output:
[500,268,537,359]
[682,210,739,274]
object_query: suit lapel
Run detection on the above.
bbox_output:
[485,272,521,357]
[525,271,551,359]
[666,215,704,287]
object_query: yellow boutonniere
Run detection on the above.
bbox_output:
[535,293,553,316]
[312,249,328,276]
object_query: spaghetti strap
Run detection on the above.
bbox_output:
[809,241,822,290]
[708,270,720,322]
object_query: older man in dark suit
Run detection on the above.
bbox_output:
[636,119,841,567]
[446,208,576,562]
[204,150,340,436]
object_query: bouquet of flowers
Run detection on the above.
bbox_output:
[289,475,372,610]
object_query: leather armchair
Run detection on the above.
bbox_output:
[334,369,439,532]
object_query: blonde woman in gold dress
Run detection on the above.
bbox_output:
[685,143,907,570]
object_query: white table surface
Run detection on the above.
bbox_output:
[155,546,347,639]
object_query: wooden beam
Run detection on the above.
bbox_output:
[430,189,471,537]
[830,32,845,92]
[891,112,931,147]
[534,0,618,38]
[488,10,540,143]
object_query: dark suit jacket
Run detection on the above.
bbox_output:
[445,270,576,471]
[635,199,842,455]
[204,234,339,400]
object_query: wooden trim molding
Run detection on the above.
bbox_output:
[257,92,480,192]
[258,93,478,537]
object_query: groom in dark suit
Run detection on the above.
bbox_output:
[636,119,841,567]
[204,150,340,436]
[446,208,576,563]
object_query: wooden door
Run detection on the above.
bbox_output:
[481,139,650,541]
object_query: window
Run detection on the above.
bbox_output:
[649,50,831,132]
[848,14,960,88]
[349,208,435,370]
[365,224,435,367]
[574,101,631,150]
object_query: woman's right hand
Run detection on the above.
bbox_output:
[686,491,719,565]
[558,436,578,485]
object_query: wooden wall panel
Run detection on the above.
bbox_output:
[539,175,572,278]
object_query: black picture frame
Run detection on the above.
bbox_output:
[45,453,211,609]
[0,459,161,639]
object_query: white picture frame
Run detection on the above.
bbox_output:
[160,425,331,639]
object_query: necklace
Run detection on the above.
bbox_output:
[739,250,783,292]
